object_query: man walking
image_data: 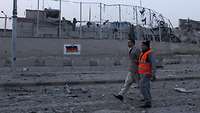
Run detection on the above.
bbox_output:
[138,41,156,108]
[113,37,140,101]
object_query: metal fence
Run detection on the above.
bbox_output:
[59,1,173,40]
[0,16,12,30]
[0,0,174,40]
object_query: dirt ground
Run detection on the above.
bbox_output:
[0,54,200,113]
[0,77,199,113]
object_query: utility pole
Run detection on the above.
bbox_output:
[159,21,162,42]
[59,0,62,38]
[36,0,39,37]
[119,4,122,40]
[140,0,142,7]
[89,7,91,22]
[80,2,82,39]
[149,9,152,27]
[12,0,17,71]
[42,0,44,9]
[99,3,102,39]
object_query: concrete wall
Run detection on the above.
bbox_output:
[0,37,129,67]
[1,37,200,67]
[0,30,12,37]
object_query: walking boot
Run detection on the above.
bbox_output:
[113,94,124,101]
[140,101,152,108]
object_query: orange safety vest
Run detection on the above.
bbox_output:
[138,49,152,76]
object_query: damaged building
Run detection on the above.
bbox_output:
[17,9,73,38]
[177,19,200,44]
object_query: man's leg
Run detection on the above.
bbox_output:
[134,74,140,88]
[139,76,152,108]
[119,72,134,96]
[113,72,134,101]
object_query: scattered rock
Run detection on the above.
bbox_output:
[67,94,78,98]
[44,108,48,111]
[30,111,37,113]
[168,74,176,77]
[81,88,89,94]
[113,60,121,66]
[156,65,164,69]
[93,109,125,113]
[64,83,72,94]
[34,59,45,66]
[141,110,147,113]
[174,88,193,93]
[80,108,85,112]
[187,102,196,106]
[22,67,30,72]
[89,60,98,66]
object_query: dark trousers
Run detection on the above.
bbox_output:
[139,75,152,103]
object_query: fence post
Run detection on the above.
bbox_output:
[99,3,102,39]
[80,2,82,39]
[119,4,122,40]
[59,0,62,38]
[36,0,39,37]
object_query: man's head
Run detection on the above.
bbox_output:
[128,37,135,48]
[128,34,135,48]
[141,41,150,52]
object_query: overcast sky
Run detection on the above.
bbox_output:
[0,0,200,28]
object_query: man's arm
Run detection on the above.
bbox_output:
[149,52,156,80]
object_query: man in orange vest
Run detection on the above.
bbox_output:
[138,41,156,108]
[113,37,141,101]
